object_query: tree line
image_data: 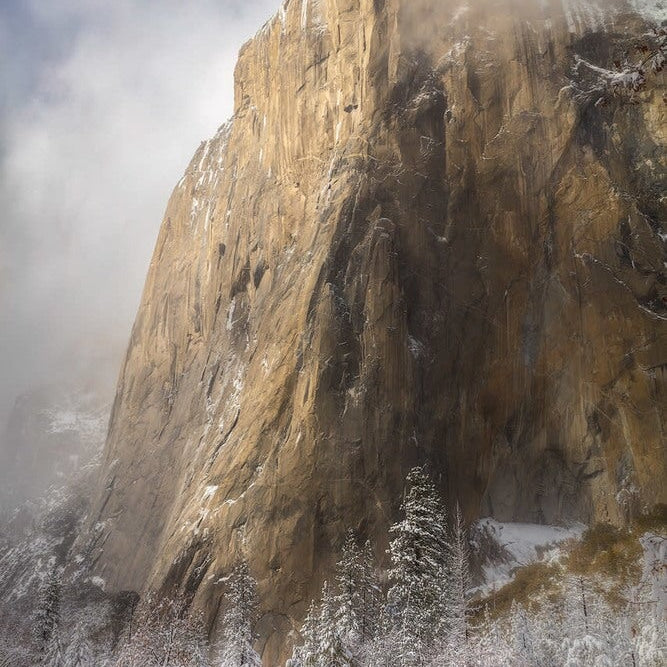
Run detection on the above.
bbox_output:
[285,467,665,667]
[3,467,664,666]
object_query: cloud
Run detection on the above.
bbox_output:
[0,0,278,420]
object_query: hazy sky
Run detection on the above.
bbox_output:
[0,0,278,421]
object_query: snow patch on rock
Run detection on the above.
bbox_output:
[471,518,586,593]
[202,485,219,501]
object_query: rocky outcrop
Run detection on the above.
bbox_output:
[87,0,665,660]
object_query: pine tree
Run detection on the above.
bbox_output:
[42,635,65,667]
[334,531,382,655]
[560,578,614,667]
[335,531,363,648]
[438,504,470,665]
[635,616,667,667]
[509,602,537,666]
[217,561,261,667]
[287,601,319,667]
[529,597,567,667]
[318,581,349,667]
[64,621,94,667]
[387,467,450,662]
[111,593,208,667]
[34,566,63,658]
[629,574,667,667]
[289,582,350,667]
[358,540,382,645]
[474,604,525,667]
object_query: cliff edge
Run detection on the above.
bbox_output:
[86,0,666,660]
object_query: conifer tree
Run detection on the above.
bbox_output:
[34,566,63,658]
[529,597,566,667]
[217,560,261,667]
[287,583,350,667]
[335,531,363,648]
[287,601,319,667]
[469,607,510,667]
[635,616,667,667]
[111,593,208,667]
[628,572,667,667]
[334,531,382,653]
[509,602,537,666]
[359,540,383,645]
[560,578,617,667]
[42,637,65,667]
[318,581,349,667]
[63,618,96,667]
[438,504,470,665]
[386,467,450,661]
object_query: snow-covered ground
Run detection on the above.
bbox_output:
[639,533,667,615]
[471,518,586,593]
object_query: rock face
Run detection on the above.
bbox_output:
[88,0,666,660]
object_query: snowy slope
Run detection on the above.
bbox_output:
[471,518,586,592]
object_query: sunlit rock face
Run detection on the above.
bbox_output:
[86,0,665,660]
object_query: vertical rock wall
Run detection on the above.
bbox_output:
[86,0,665,660]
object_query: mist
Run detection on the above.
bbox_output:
[0,0,279,431]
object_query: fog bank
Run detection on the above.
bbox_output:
[0,0,278,427]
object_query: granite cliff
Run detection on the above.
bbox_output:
[86,0,666,660]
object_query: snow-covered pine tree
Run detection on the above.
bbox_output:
[42,634,66,667]
[560,577,614,667]
[158,599,209,667]
[287,601,319,667]
[334,531,382,655]
[111,593,208,667]
[217,560,261,667]
[364,622,407,667]
[287,582,351,667]
[629,569,667,667]
[358,540,383,646]
[437,504,470,665]
[64,620,94,667]
[34,565,63,657]
[0,607,32,666]
[527,597,567,667]
[509,601,538,666]
[335,530,364,650]
[634,616,667,667]
[387,467,450,662]
[318,581,350,667]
